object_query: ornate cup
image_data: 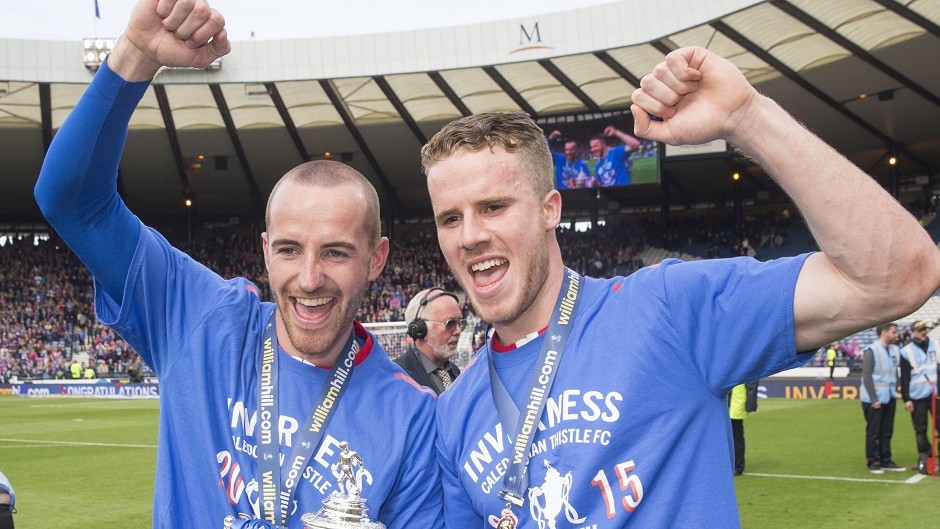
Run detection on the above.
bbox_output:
[301,441,385,529]
[300,491,384,529]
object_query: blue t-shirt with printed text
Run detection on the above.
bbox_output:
[436,255,813,528]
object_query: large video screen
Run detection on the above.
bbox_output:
[542,113,659,190]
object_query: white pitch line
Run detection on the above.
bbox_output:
[0,437,156,449]
[904,473,928,484]
[745,472,926,484]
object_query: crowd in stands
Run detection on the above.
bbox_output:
[0,230,467,382]
[659,211,793,259]
[0,238,133,383]
[361,231,461,323]
[558,221,649,278]
[1,208,934,382]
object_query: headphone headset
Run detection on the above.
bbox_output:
[407,287,460,341]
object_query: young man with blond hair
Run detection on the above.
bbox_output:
[423,48,940,527]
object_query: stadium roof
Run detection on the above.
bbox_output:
[1,0,938,230]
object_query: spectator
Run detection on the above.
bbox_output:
[97,359,109,378]
[127,356,144,383]
[82,360,96,379]
[69,358,82,379]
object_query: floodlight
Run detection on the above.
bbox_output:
[82,38,114,70]
[82,38,222,71]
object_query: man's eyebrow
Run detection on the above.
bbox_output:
[323,241,358,252]
[269,238,300,247]
[434,196,514,223]
[434,208,459,224]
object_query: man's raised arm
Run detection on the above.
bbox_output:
[109,0,229,81]
[631,46,940,350]
[34,0,231,301]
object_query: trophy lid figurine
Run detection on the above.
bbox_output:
[301,441,385,529]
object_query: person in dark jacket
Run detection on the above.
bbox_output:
[395,287,463,395]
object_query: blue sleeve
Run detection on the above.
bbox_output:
[436,409,484,528]
[656,254,815,395]
[34,58,149,302]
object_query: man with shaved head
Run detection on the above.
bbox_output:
[34,1,441,527]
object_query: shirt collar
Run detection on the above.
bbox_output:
[416,348,439,375]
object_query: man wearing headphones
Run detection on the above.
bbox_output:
[396,288,465,395]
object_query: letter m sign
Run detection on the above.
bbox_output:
[519,22,542,45]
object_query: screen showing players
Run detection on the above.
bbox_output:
[542,113,659,190]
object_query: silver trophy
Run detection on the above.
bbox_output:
[301,441,385,529]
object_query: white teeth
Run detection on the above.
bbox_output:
[471,259,507,272]
[296,297,331,307]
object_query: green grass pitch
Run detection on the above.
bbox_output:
[1,396,937,527]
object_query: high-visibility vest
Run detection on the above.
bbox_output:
[728,384,747,420]
[860,342,898,404]
[900,339,937,400]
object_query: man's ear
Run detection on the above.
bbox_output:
[543,190,562,231]
[261,232,270,268]
[369,237,390,281]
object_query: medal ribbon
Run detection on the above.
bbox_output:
[488,268,583,509]
[256,308,359,528]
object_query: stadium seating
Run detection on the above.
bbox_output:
[2,211,937,381]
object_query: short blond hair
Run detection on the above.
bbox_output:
[421,112,554,198]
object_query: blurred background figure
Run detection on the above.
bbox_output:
[827,344,838,380]
[728,381,759,476]
[899,320,938,474]
[589,125,641,186]
[0,470,15,529]
[859,323,905,473]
